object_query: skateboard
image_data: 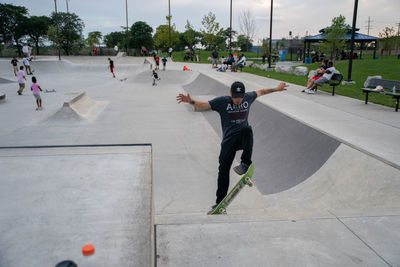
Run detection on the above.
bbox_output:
[211,164,254,215]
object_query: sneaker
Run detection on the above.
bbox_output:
[233,163,250,175]
[207,204,218,215]
[305,89,315,94]
[17,91,22,95]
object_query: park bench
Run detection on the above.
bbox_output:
[315,73,343,96]
[328,73,344,96]
[361,78,400,112]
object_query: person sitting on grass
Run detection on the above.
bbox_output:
[304,61,336,94]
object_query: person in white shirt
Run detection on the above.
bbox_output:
[232,54,246,72]
[22,57,33,75]
[114,45,119,55]
[168,47,173,58]
[22,43,30,57]
[305,61,336,94]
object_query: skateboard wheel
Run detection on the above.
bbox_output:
[245,177,254,187]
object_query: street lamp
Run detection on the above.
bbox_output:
[268,0,273,69]
[346,0,359,83]
[125,0,129,54]
[54,0,61,60]
[229,0,232,53]
[168,0,171,51]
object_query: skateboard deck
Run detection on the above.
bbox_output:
[211,164,254,215]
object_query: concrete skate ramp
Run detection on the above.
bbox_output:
[0,145,153,267]
[183,73,341,194]
[264,144,400,217]
[21,60,143,75]
[132,69,196,84]
[0,77,15,84]
[47,92,107,123]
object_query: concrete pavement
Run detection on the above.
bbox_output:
[0,56,399,267]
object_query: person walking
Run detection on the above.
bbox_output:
[30,76,43,110]
[17,66,26,95]
[176,81,288,214]
[11,57,19,76]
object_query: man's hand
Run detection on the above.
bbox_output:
[275,82,289,92]
[176,93,192,104]
[176,93,211,111]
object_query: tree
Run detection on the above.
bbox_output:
[378,27,396,55]
[238,9,256,52]
[201,12,223,49]
[26,16,51,55]
[217,27,236,50]
[153,23,179,50]
[87,31,102,47]
[130,21,153,50]
[236,34,253,52]
[0,3,29,56]
[104,31,125,48]
[49,12,85,55]
[183,20,201,49]
[321,15,348,59]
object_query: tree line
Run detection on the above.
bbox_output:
[0,3,256,56]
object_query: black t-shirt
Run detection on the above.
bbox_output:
[212,51,219,59]
[209,91,257,140]
[11,59,18,66]
[109,60,114,68]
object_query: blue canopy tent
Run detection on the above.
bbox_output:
[303,27,379,63]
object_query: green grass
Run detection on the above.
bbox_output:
[247,54,399,109]
[171,50,399,108]
[168,50,261,64]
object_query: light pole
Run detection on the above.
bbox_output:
[66,0,69,13]
[268,0,273,69]
[125,0,129,54]
[168,0,171,51]
[54,0,61,60]
[346,0,359,83]
[229,0,232,53]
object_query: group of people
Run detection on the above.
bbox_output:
[215,53,246,72]
[14,64,43,110]
[153,55,168,71]
[303,59,337,94]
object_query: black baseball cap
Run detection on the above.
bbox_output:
[231,81,245,98]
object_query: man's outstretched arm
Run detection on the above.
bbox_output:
[256,83,289,97]
[176,93,211,111]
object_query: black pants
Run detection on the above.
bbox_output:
[216,126,253,204]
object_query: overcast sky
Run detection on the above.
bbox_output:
[5,0,400,44]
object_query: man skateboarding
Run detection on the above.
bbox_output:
[176,81,288,214]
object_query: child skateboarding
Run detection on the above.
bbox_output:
[176,81,288,214]
[161,56,167,71]
[152,70,160,86]
[108,58,115,78]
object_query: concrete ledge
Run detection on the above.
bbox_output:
[0,92,5,104]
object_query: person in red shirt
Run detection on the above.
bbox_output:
[154,55,160,70]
